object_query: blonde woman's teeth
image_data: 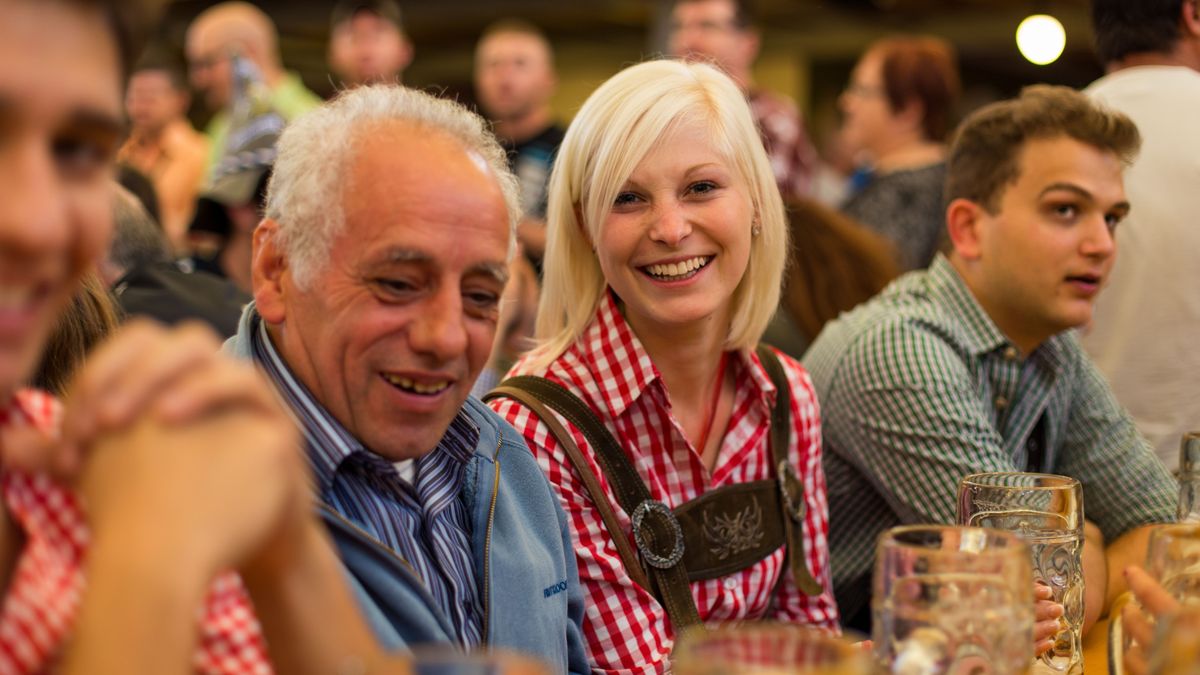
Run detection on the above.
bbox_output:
[645,256,709,278]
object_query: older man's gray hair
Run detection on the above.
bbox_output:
[264,84,521,288]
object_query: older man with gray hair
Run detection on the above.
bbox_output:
[224,84,589,671]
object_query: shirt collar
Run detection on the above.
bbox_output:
[250,313,360,494]
[569,291,778,419]
[568,292,662,419]
[249,310,480,495]
[927,254,1012,356]
[927,254,1072,370]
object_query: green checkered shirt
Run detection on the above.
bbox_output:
[803,254,1177,624]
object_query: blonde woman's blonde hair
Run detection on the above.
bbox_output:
[525,59,788,370]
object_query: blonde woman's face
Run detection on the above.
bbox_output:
[596,120,753,338]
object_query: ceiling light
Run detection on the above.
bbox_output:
[1016,14,1066,65]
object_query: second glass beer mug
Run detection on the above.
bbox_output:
[873,525,1034,675]
[957,472,1084,674]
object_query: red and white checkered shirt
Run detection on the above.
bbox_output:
[0,389,270,674]
[489,295,839,674]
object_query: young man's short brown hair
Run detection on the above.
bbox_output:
[945,84,1141,212]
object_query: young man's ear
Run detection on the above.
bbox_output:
[945,197,987,261]
[251,218,288,323]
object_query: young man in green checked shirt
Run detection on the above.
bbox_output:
[804,85,1177,639]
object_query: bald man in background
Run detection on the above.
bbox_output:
[186,1,321,175]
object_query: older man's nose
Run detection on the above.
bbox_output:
[409,290,470,363]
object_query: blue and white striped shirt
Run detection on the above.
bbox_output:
[250,314,484,646]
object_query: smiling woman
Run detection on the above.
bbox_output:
[486,59,841,674]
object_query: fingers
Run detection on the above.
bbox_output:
[62,320,221,443]
[1125,565,1180,616]
[1032,582,1065,657]
[1125,641,1149,675]
[1123,600,1156,653]
[0,422,61,476]
[152,358,282,425]
[1033,604,1064,654]
[1035,599,1064,622]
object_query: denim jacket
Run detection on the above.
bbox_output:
[225,306,590,673]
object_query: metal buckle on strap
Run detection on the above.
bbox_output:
[777,460,805,522]
[631,499,685,569]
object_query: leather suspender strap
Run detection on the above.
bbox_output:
[486,347,824,632]
[486,376,704,631]
[484,384,652,592]
[755,345,824,597]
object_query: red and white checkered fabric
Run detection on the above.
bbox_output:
[0,389,271,674]
[489,295,839,674]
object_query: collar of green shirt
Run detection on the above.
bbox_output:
[926,254,1071,374]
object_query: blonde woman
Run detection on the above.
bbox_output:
[486,59,838,673]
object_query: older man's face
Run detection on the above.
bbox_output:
[264,123,510,461]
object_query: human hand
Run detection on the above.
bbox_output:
[1033,582,1065,657]
[80,361,306,581]
[54,319,280,477]
[1122,565,1180,675]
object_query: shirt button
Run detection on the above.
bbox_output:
[723,578,738,591]
[995,396,1009,410]
[1003,346,1019,361]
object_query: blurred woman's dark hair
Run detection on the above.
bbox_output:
[32,274,121,395]
[772,198,901,355]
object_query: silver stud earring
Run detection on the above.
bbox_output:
[751,219,762,237]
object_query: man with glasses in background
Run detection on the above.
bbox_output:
[668,0,818,200]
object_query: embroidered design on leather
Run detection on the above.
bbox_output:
[702,496,765,560]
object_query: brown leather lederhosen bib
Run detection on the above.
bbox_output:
[484,345,823,633]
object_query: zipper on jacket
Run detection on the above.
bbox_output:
[481,435,502,646]
[318,502,424,581]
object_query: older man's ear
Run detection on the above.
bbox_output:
[252,219,289,324]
